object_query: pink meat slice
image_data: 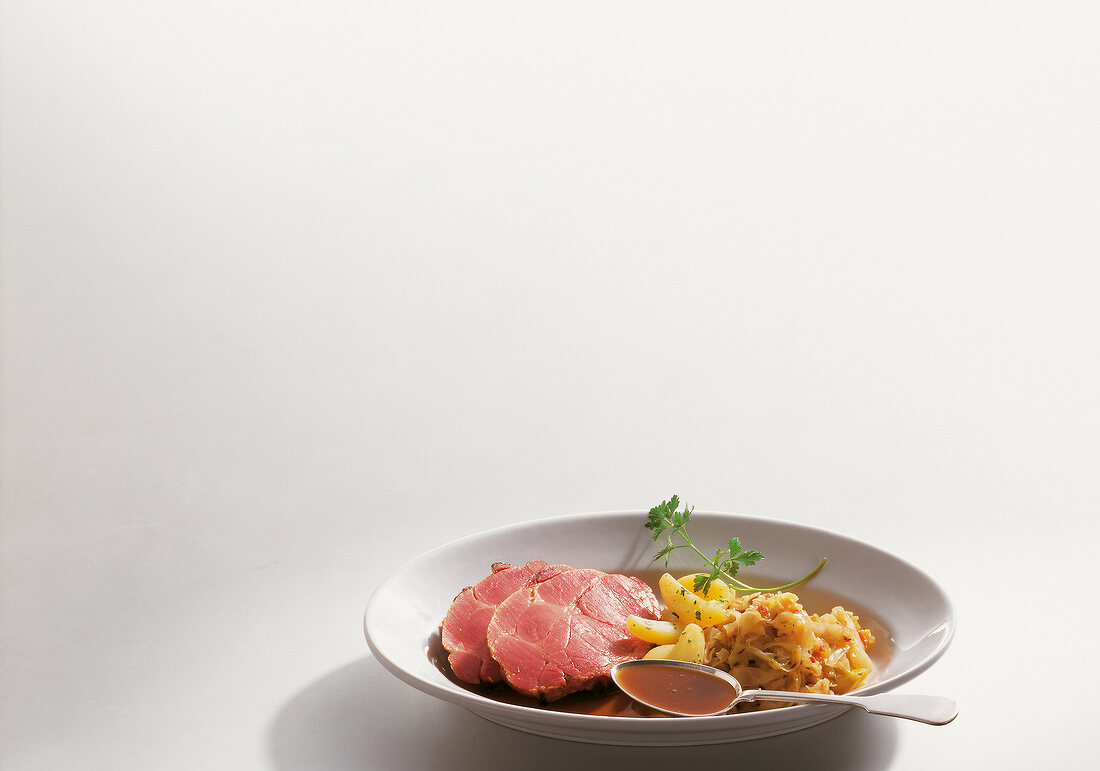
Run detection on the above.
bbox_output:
[485,568,661,702]
[441,561,569,684]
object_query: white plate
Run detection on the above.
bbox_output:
[363,510,955,746]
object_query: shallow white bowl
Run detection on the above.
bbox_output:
[364,510,955,745]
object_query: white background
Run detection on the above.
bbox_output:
[2,2,1098,769]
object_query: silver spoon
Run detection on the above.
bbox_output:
[611,659,957,725]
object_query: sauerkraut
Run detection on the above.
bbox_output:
[703,591,875,710]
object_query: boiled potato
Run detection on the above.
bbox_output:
[668,622,706,663]
[626,615,682,645]
[676,573,734,604]
[644,644,675,660]
[658,573,728,628]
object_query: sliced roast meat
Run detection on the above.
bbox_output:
[440,561,569,684]
[485,568,661,702]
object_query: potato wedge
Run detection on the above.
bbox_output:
[626,615,682,645]
[668,622,706,663]
[677,573,734,604]
[643,644,675,660]
[658,573,728,628]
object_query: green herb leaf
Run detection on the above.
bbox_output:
[645,494,827,594]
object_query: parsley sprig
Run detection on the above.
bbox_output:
[645,495,827,595]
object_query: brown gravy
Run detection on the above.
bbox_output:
[615,664,738,716]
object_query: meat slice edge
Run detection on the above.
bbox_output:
[440,561,570,684]
[485,568,661,701]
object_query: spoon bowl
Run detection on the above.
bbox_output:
[610,659,957,725]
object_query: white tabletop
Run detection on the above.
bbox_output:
[3,2,1098,768]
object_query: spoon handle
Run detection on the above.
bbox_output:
[740,690,958,726]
